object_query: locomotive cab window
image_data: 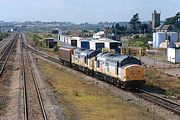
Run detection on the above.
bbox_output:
[120,57,141,67]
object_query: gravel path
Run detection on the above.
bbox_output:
[35,54,180,120]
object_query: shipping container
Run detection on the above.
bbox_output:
[59,47,75,63]
[44,38,55,47]
[99,38,122,53]
[71,40,77,47]
[77,39,90,49]
[48,41,57,48]
[81,41,90,49]
[89,40,105,51]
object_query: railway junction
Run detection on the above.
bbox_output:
[0,33,179,120]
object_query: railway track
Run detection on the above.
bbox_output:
[20,35,47,120]
[138,89,180,115]
[22,34,180,115]
[0,33,18,76]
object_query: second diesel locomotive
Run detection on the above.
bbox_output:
[59,46,145,89]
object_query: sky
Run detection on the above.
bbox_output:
[0,0,179,23]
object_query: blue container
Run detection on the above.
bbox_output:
[81,41,90,49]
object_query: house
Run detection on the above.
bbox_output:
[93,31,105,39]
[155,24,175,32]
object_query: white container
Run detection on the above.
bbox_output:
[89,40,105,50]
[58,35,66,42]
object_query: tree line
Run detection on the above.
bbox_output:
[111,13,152,35]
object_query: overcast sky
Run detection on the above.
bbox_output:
[0,0,179,23]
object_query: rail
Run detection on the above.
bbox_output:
[139,89,180,115]
[21,34,47,120]
[0,33,18,76]
[23,38,180,115]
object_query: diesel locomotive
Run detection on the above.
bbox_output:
[59,46,145,89]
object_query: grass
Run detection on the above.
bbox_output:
[38,60,163,120]
[146,54,166,62]
[145,68,180,97]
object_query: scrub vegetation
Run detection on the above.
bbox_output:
[145,68,180,97]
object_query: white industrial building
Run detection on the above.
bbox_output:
[167,42,180,63]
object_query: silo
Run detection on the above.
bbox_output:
[155,32,166,48]
[153,33,156,48]
[168,32,178,43]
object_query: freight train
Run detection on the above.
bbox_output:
[59,46,145,89]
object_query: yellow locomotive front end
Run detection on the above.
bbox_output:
[124,64,144,81]
[123,64,145,89]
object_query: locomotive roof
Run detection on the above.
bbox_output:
[74,48,101,58]
[97,53,141,66]
[80,49,94,56]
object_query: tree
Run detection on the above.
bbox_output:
[164,12,180,31]
[115,23,121,35]
[111,25,115,34]
[140,23,148,33]
[129,13,141,33]
[52,30,59,34]
[111,23,127,35]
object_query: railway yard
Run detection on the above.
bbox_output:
[0,32,179,120]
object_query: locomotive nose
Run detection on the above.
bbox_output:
[124,65,144,81]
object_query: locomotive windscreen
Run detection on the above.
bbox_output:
[120,57,141,67]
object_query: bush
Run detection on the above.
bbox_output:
[53,46,59,53]
[132,41,145,47]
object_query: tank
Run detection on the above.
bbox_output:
[168,32,178,43]
[153,33,156,48]
[153,32,166,48]
[167,42,176,48]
